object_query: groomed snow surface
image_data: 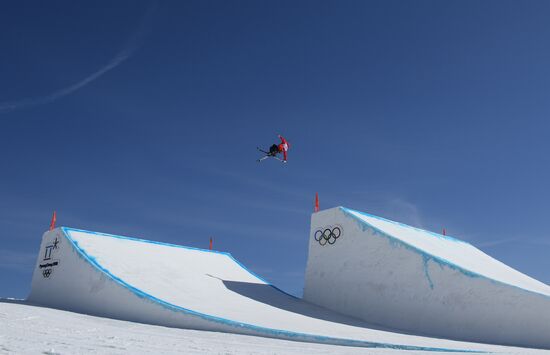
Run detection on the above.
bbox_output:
[346,209,550,296]
[28,228,500,353]
[19,207,550,353]
[2,300,549,355]
[304,207,550,349]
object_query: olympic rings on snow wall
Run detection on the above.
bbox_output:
[313,225,343,246]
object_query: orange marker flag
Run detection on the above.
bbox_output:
[209,237,213,250]
[314,193,320,212]
[49,211,57,231]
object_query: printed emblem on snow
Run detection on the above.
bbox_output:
[313,225,343,246]
[39,236,61,278]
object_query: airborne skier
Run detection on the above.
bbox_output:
[257,134,290,163]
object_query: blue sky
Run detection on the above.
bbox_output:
[1,0,550,298]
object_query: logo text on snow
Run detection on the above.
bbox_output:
[39,236,61,278]
[313,225,343,246]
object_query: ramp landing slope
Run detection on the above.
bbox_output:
[304,207,550,349]
[29,227,499,352]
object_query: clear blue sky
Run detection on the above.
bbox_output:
[1,0,549,298]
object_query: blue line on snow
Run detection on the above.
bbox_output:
[340,207,550,300]
[60,226,481,352]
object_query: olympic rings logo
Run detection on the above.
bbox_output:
[313,225,343,246]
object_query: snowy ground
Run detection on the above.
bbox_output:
[1,300,548,355]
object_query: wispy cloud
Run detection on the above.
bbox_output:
[208,168,311,200]
[149,209,305,242]
[0,250,37,272]
[351,194,425,229]
[473,236,550,249]
[0,4,157,114]
[475,237,521,248]
[231,198,311,216]
[385,197,424,228]
[530,238,550,247]
[158,178,312,216]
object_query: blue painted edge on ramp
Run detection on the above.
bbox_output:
[60,227,482,353]
[341,207,550,300]
[62,227,298,299]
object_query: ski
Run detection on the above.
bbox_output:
[257,155,270,162]
[257,155,285,163]
[256,146,286,163]
[257,147,274,162]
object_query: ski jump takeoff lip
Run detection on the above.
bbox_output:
[314,226,342,246]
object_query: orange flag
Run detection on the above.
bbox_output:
[314,193,320,212]
[49,211,57,231]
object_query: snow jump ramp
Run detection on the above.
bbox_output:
[305,207,550,349]
[29,227,500,352]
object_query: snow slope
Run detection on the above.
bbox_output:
[304,207,550,349]
[4,300,549,355]
[28,227,507,352]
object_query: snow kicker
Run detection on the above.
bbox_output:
[305,207,550,349]
[28,227,493,352]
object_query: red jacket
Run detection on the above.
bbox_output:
[277,135,289,161]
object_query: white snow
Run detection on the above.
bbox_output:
[28,227,506,352]
[1,300,548,355]
[347,208,550,296]
[22,210,550,353]
[304,207,550,349]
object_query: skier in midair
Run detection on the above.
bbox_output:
[257,134,290,163]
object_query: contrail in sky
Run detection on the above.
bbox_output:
[0,4,157,114]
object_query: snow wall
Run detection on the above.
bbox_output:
[27,227,493,352]
[304,207,550,349]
